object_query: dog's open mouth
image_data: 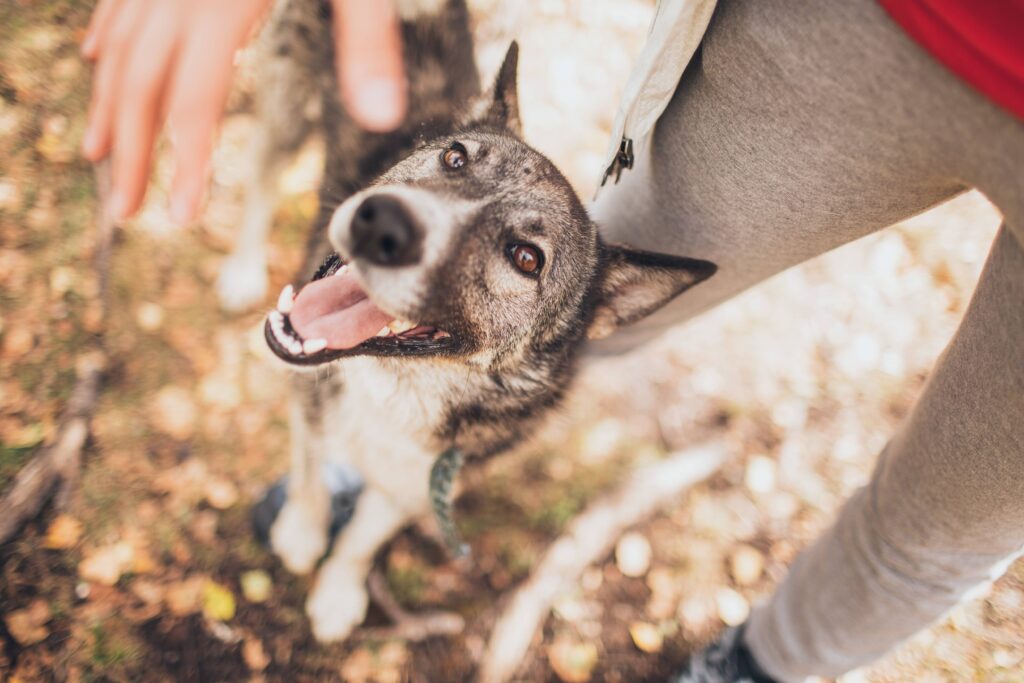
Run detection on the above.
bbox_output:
[264,254,455,366]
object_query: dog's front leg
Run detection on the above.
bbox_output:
[306,487,413,642]
[269,378,334,574]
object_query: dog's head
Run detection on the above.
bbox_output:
[266,43,715,369]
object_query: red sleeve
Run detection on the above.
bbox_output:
[877,0,1024,120]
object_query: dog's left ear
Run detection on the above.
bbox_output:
[479,41,521,134]
[587,246,716,340]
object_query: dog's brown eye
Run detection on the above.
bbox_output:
[442,143,468,169]
[509,244,542,275]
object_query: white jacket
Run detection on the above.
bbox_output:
[598,0,718,192]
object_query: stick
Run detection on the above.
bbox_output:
[357,568,465,642]
[477,442,729,683]
[0,161,114,546]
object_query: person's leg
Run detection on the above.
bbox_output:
[585,0,1024,679]
[744,225,1024,680]
[589,0,1022,355]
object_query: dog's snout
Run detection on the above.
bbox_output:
[350,195,422,267]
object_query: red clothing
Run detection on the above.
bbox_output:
[877,0,1024,120]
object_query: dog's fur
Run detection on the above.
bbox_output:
[245,0,715,642]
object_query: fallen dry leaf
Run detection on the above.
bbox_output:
[729,545,764,586]
[243,637,270,671]
[715,588,750,627]
[130,579,165,606]
[240,570,272,603]
[165,576,206,616]
[340,648,375,683]
[204,475,239,510]
[44,514,83,549]
[78,542,134,586]
[548,635,598,683]
[629,621,663,654]
[135,302,164,332]
[615,532,652,578]
[4,599,51,645]
[2,327,34,358]
[202,580,236,622]
[149,385,197,440]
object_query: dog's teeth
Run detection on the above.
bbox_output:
[335,264,349,276]
[389,319,417,334]
[277,284,295,314]
[435,330,451,338]
[376,326,391,337]
[288,338,302,355]
[302,338,328,355]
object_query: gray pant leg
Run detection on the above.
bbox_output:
[746,226,1024,681]
[588,0,1024,678]
[589,0,1022,355]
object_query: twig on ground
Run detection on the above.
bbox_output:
[358,567,465,642]
[477,442,729,683]
[0,161,114,546]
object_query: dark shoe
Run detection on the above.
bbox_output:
[251,461,364,553]
[669,625,778,683]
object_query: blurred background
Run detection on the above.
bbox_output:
[1,0,1021,681]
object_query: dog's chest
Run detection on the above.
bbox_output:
[324,358,465,492]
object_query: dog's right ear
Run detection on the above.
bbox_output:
[587,245,716,341]
[466,41,521,134]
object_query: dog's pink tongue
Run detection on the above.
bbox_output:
[289,271,392,349]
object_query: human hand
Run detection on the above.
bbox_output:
[82,0,406,224]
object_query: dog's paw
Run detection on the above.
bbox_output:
[216,255,268,313]
[269,501,329,575]
[306,563,368,642]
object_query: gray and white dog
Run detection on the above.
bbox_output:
[247,0,715,642]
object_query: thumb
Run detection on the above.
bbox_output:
[332,0,407,132]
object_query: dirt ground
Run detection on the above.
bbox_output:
[1,1,1022,682]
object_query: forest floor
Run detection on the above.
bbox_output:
[1,1,1022,681]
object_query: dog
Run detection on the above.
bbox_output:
[246,0,716,642]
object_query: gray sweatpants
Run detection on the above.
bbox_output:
[589,0,1024,680]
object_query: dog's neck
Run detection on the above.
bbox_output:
[333,345,577,463]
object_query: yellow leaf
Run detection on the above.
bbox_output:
[202,580,236,622]
[629,621,663,654]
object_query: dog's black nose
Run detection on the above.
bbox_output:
[349,195,422,267]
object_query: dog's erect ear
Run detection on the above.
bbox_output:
[587,246,716,340]
[480,41,521,134]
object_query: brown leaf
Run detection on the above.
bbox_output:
[243,638,270,671]
[2,328,34,358]
[729,545,764,587]
[166,576,205,616]
[44,514,83,549]
[5,599,51,645]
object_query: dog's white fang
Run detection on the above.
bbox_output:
[376,326,391,337]
[388,319,418,334]
[277,284,295,314]
[303,338,328,355]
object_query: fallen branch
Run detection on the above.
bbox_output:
[478,442,729,683]
[0,161,114,546]
[359,567,465,642]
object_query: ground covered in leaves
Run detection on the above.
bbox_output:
[2,1,1023,682]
